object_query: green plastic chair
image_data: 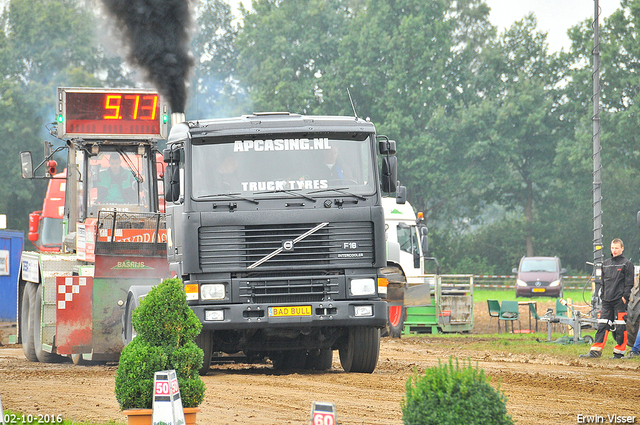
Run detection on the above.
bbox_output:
[554,299,568,332]
[487,300,502,333]
[499,300,521,333]
[528,302,542,333]
[555,299,568,316]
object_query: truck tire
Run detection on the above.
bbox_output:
[387,306,406,338]
[195,330,213,376]
[306,349,333,371]
[21,282,38,362]
[122,292,139,346]
[339,327,380,373]
[626,284,640,348]
[34,285,65,363]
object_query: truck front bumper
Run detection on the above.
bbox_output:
[191,299,388,331]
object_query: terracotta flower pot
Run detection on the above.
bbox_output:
[123,407,201,425]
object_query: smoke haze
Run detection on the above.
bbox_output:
[101,0,195,112]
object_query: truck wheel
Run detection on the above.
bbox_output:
[34,285,65,363]
[21,282,38,362]
[306,349,333,371]
[339,327,380,373]
[387,306,406,338]
[122,292,138,346]
[195,330,213,376]
[626,284,640,348]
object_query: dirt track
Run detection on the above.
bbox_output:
[1,306,640,425]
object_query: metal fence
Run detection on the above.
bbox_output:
[472,275,592,290]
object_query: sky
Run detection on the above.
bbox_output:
[486,0,619,52]
[225,0,621,53]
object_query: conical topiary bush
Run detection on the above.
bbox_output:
[115,278,206,410]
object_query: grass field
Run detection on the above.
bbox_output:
[474,288,593,305]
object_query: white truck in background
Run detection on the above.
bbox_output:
[382,190,474,336]
[381,190,428,337]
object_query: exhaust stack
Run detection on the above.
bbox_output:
[171,112,186,127]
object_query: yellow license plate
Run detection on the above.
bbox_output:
[532,288,546,293]
[268,305,312,317]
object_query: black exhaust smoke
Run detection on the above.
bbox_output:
[101,0,194,113]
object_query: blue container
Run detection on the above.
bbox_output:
[0,230,24,321]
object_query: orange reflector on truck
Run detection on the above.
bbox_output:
[184,284,199,301]
[377,277,388,288]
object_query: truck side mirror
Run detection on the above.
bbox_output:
[420,226,428,255]
[20,151,34,179]
[378,140,396,155]
[395,185,406,204]
[381,156,397,193]
[163,148,179,164]
[164,164,181,203]
[512,268,518,274]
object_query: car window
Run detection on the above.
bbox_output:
[521,259,557,272]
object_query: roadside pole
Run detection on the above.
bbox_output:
[592,0,603,315]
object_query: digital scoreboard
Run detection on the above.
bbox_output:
[56,87,169,139]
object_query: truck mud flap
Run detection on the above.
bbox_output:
[404,283,431,307]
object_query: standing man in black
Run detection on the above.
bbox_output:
[580,238,634,359]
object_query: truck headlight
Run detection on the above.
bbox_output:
[205,310,224,321]
[549,280,561,287]
[350,278,375,296]
[516,280,528,287]
[354,305,373,317]
[201,284,226,300]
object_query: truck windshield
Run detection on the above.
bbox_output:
[191,137,376,199]
[38,217,63,249]
[84,150,153,214]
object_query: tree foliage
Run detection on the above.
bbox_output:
[5,0,640,274]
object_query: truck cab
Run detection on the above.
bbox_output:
[15,87,169,364]
[28,173,65,252]
[381,195,428,337]
[154,112,397,373]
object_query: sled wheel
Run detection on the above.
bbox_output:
[34,285,65,363]
[21,282,38,362]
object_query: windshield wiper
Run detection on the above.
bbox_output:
[199,192,259,204]
[253,188,316,203]
[308,187,367,201]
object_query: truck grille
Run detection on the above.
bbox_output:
[238,275,341,304]
[198,222,374,272]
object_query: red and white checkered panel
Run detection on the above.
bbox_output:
[55,276,93,354]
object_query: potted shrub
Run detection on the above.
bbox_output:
[115,278,206,425]
[402,357,513,425]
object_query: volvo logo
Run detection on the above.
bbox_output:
[282,240,294,251]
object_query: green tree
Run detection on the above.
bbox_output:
[0,0,112,233]
[236,0,351,113]
[187,0,247,118]
[464,16,566,257]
